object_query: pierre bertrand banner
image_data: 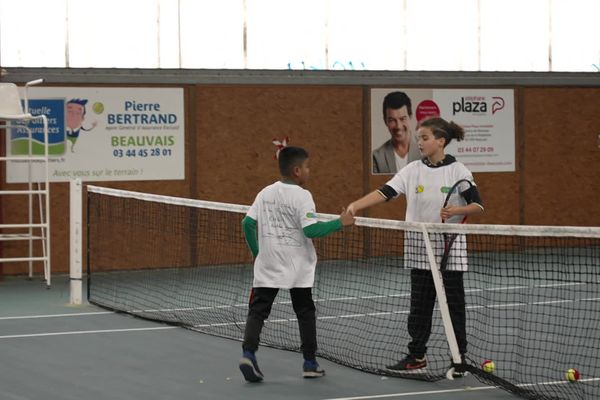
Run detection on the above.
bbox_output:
[6,87,184,183]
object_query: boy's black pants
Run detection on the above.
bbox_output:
[242,287,317,360]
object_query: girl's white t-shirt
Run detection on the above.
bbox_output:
[385,160,475,271]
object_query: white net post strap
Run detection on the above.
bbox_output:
[70,179,83,305]
[421,224,462,380]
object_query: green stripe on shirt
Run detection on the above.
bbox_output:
[303,219,343,238]
[242,215,258,258]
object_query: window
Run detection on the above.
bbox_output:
[0,0,597,72]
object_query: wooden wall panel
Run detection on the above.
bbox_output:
[2,83,599,276]
[194,85,364,214]
[522,88,600,226]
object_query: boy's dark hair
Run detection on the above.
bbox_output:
[278,146,309,177]
[382,91,412,120]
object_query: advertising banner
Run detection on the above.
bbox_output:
[371,88,515,174]
[6,87,185,182]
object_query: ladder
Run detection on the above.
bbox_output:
[0,79,51,286]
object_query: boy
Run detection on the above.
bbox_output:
[239,146,355,382]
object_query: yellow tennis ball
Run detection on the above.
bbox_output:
[481,360,495,374]
[566,368,580,382]
[92,102,104,114]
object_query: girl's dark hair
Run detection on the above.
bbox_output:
[420,117,464,147]
[278,146,309,176]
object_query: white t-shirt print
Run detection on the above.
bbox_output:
[247,181,319,288]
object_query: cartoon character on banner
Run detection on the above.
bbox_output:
[66,98,98,153]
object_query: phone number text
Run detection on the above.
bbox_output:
[113,148,173,158]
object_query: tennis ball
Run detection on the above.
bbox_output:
[92,102,104,114]
[566,368,580,382]
[481,360,495,373]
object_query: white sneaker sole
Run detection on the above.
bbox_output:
[303,370,325,378]
[384,366,428,374]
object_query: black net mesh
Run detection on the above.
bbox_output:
[87,187,600,400]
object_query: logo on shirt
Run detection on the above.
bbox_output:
[306,212,317,219]
[441,186,462,194]
[416,185,424,193]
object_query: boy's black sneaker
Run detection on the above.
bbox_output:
[239,351,264,382]
[303,359,325,378]
[385,354,427,372]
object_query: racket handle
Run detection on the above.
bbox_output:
[440,254,449,271]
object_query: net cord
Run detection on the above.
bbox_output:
[86,185,600,238]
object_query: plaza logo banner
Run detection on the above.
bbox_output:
[371,88,515,174]
[6,87,185,182]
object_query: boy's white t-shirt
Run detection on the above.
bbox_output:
[246,181,319,288]
[385,160,475,271]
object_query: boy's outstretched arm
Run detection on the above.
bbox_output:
[242,216,259,258]
[303,208,355,239]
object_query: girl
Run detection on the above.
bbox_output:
[347,117,484,373]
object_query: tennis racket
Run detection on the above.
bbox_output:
[439,179,473,271]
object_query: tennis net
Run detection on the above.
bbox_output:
[86,185,600,400]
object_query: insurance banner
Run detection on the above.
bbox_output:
[6,87,184,182]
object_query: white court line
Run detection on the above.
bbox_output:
[328,296,365,302]
[110,281,596,315]
[532,299,572,305]
[537,282,586,288]
[193,294,598,329]
[321,386,495,400]
[129,293,598,316]
[479,285,528,292]
[28,283,588,328]
[0,326,178,339]
[49,295,593,332]
[321,377,600,400]
[0,311,114,320]
[518,377,600,387]
[487,303,526,308]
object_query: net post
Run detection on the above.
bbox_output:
[69,179,83,305]
[420,224,462,380]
